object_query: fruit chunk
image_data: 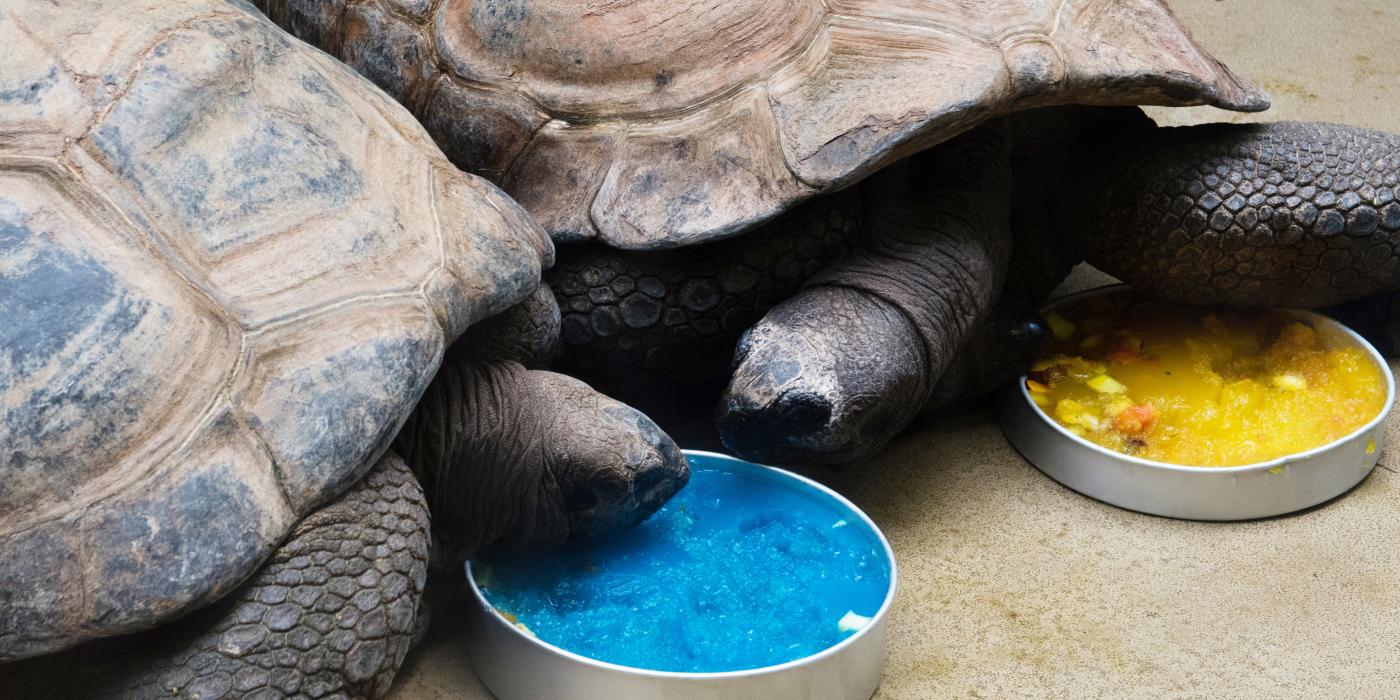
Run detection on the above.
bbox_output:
[1086,374,1127,394]
[1104,395,1134,418]
[1054,398,1102,431]
[1112,403,1160,435]
[838,611,873,634]
[1045,311,1076,340]
[1106,337,1145,364]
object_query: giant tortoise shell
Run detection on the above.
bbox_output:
[0,0,548,659]
[254,0,1280,466]
[257,0,1267,249]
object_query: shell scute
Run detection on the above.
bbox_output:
[0,16,90,157]
[339,2,435,105]
[239,303,444,515]
[84,15,448,328]
[432,0,824,117]
[503,122,621,243]
[767,19,1005,189]
[0,522,83,659]
[0,168,236,532]
[79,408,295,641]
[266,0,1267,249]
[420,77,548,179]
[591,88,813,249]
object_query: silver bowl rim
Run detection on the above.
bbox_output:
[464,449,899,679]
[1016,283,1397,473]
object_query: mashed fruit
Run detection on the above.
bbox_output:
[1027,291,1386,467]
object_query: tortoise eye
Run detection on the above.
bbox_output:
[730,331,756,370]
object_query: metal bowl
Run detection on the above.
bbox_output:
[463,450,898,700]
[1001,285,1395,521]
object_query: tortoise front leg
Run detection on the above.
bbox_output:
[544,191,863,397]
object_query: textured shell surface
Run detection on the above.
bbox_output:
[258,0,1268,250]
[0,0,548,660]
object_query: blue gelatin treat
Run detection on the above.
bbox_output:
[473,452,893,673]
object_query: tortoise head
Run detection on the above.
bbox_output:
[397,361,688,564]
[716,287,927,466]
[543,397,690,539]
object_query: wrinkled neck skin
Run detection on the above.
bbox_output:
[446,284,562,369]
[923,299,1049,411]
[395,361,566,570]
[720,125,1013,465]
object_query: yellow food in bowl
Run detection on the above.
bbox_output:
[1026,291,1387,467]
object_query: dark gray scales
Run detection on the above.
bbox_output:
[1064,122,1400,307]
[549,191,862,386]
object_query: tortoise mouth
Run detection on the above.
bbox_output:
[717,397,877,467]
[721,440,867,468]
[561,408,690,539]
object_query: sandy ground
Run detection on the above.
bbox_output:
[390,1,1400,697]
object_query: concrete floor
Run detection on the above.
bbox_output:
[390,1,1400,697]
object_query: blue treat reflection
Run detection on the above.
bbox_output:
[474,453,892,673]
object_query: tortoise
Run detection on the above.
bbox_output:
[258,0,1400,468]
[246,1,1316,459]
[0,1,685,696]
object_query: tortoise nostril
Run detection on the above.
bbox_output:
[565,485,599,513]
[633,463,678,507]
[776,393,831,432]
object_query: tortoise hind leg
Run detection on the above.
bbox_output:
[1058,121,1400,308]
[1,453,430,699]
